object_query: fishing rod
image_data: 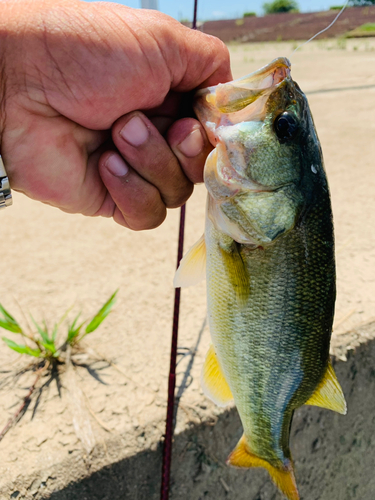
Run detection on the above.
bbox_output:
[160,3,198,498]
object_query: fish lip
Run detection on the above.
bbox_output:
[195,57,291,101]
[222,56,291,90]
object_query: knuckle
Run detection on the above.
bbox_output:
[123,209,166,231]
[165,182,193,209]
[121,186,167,230]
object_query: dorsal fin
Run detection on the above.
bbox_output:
[201,344,233,407]
[227,435,299,500]
[173,234,206,288]
[305,361,347,415]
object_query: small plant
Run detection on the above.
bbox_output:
[1,291,118,363]
[0,291,118,445]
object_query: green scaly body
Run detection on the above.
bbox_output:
[206,156,335,467]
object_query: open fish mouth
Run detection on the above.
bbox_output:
[194,57,291,132]
[194,58,293,202]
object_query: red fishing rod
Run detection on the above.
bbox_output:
[160,2,198,499]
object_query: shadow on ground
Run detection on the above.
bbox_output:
[45,331,375,500]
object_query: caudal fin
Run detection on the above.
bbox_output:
[227,435,299,500]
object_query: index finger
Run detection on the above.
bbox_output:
[130,9,233,91]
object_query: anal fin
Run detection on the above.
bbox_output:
[174,234,206,288]
[227,435,299,500]
[305,361,347,415]
[201,344,233,407]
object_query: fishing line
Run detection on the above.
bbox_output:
[160,3,198,498]
[291,0,349,56]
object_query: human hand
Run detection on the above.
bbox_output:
[0,0,231,229]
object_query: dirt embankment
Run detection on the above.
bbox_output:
[196,6,375,43]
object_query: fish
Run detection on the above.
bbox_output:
[174,57,346,500]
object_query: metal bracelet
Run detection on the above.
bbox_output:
[0,156,12,209]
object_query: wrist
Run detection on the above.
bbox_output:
[0,156,12,208]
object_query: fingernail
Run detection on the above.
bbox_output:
[178,128,204,157]
[106,153,129,177]
[120,116,149,147]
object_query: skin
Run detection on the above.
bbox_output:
[0,0,232,229]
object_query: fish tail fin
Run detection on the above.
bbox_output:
[227,435,299,500]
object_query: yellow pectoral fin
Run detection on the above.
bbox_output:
[173,234,206,288]
[305,361,347,415]
[227,435,299,500]
[201,344,233,407]
[220,241,249,306]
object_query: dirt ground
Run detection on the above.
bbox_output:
[0,38,375,499]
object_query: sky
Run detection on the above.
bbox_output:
[85,0,347,22]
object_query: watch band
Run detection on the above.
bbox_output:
[0,156,12,209]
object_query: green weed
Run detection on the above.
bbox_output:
[356,23,375,33]
[1,291,118,363]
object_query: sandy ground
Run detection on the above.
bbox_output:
[0,38,375,498]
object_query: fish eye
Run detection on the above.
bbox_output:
[274,112,299,142]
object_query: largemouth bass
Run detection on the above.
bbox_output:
[175,58,346,500]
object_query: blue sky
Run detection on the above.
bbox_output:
[85,0,346,22]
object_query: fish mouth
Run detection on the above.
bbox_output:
[195,58,292,200]
[194,57,291,130]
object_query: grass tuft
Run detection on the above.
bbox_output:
[1,290,118,362]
